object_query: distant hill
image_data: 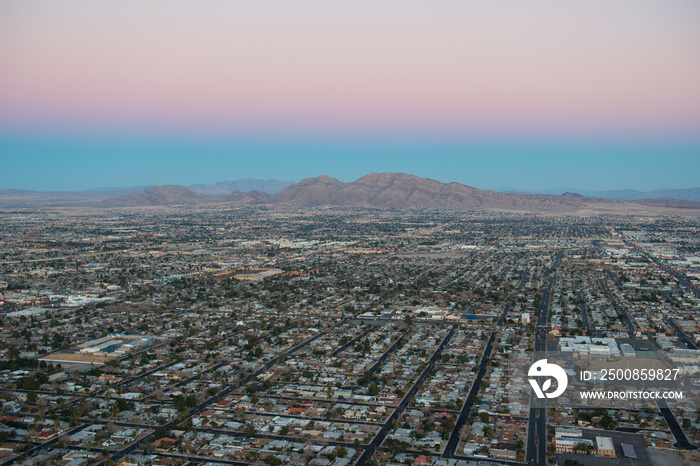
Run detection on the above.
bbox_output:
[223,190,271,204]
[0,186,150,207]
[270,174,346,206]
[583,187,700,202]
[630,198,700,209]
[189,178,293,196]
[0,179,287,207]
[99,185,218,207]
[99,185,273,207]
[513,187,700,202]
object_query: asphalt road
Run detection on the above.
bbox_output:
[657,399,697,450]
[355,326,457,465]
[574,280,593,334]
[442,331,496,458]
[525,270,555,466]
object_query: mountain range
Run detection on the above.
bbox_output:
[3,174,700,214]
[95,173,700,214]
[0,179,288,208]
[265,173,700,213]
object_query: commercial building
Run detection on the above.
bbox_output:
[595,436,616,458]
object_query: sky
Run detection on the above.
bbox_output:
[1,0,699,192]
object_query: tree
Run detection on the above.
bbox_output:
[173,395,187,412]
[385,438,409,453]
[573,443,592,454]
[367,382,380,397]
[244,423,256,437]
[601,414,617,430]
[7,347,20,360]
[114,398,130,412]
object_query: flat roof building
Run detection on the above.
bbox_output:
[621,443,637,459]
[596,436,616,458]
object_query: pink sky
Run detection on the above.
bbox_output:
[1,0,699,137]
